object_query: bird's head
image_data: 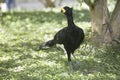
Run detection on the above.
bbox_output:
[61,6,72,15]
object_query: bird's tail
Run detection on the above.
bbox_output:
[37,39,55,50]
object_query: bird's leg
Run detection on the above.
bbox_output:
[69,61,73,72]
[72,54,80,67]
[67,53,73,71]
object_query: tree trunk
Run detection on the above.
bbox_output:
[84,0,120,46]
[110,0,120,44]
[39,0,55,8]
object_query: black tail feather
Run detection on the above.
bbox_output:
[37,39,55,50]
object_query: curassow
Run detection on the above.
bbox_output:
[37,6,84,70]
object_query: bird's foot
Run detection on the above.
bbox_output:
[69,62,73,72]
[74,60,80,70]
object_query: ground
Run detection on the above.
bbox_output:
[0,9,120,80]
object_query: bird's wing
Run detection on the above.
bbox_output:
[54,27,68,44]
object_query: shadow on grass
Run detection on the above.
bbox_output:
[77,45,120,79]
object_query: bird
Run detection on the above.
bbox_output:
[37,6,84,71]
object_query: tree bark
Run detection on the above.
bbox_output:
[84,0,120,46]
[39,0,55,8]
[110,0,120,44]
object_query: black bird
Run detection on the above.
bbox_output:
[37,6,84,70]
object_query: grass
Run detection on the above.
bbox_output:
[0,9,120,80]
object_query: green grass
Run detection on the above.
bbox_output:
[0,10,120,80]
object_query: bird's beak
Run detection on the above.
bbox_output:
[61,8,66,13]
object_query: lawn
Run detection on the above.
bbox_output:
[0,9,120,80]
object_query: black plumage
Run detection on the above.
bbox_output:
[37,6,84,70]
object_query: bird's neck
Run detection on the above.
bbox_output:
[66,14,75,27]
